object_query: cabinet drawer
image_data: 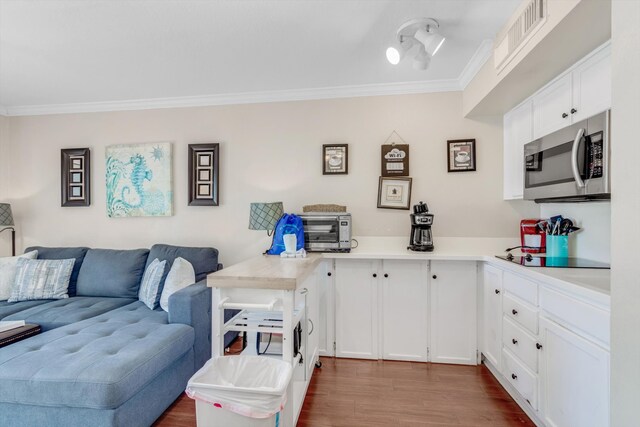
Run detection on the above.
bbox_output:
[503,316,538,373]
[540,286,610,348]
[503,271,538,305]
[503,293,538,334]
[502,348,538,410]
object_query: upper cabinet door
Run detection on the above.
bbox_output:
[533,73,573,139]
[571,45,612,123]
[503,100,533,200]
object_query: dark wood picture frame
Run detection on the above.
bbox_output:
[188,143,219,206]
[377,176,412,210]
[322,144,348,175]
[61,148,90,207]
[381,144,410,176]
[447,139,477,172]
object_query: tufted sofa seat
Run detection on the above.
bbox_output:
[0,300,51,319]
[2,297,136,331]
[0,302,193,410]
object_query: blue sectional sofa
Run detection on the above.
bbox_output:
[0,244,235,427]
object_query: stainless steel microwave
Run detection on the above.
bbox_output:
[523,110,610,203]
[298,213,351,252]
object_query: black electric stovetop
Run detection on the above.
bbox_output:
[496,253,610,269]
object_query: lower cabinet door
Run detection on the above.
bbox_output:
[381,259,428,361]
[539,317,610,427]
[335,259,379,359]
[430,261,478,365]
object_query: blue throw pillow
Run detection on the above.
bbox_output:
[138,258,166,310]
[8,258,75,302]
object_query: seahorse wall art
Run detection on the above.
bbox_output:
[105,142,173,217]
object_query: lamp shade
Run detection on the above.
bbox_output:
[0,204,14,227]
[249,202,284,231]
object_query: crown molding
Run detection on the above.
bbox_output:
[458,39,493,90]
[3,79,461,117]
[2,40,495,117]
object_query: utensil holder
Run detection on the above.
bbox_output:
[546,235,569,258]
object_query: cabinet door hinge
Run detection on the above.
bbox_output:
[333,342,336,351]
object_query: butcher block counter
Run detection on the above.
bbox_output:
[207,253,323,290]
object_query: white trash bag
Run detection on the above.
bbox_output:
[186,356,293,419]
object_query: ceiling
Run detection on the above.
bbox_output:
[0,0,520,115]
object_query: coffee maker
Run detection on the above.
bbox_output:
[408,201,434,252]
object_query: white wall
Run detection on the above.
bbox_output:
[4,92,538,265]
[610,0,640,425]
[0,115,12,256]
[540,202,611,263]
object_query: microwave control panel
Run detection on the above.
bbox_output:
[586,131,604,179]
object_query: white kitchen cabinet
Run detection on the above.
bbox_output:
[381,259,429,361]
[532,44,611,139]
[429,261,477,365]
[334,259,379,359]
[317,260,334,357]
[334,258,429,362]
[532,73,573,139]
[539,317,610,427]
[482,264,503,369]
[571,45,612,123]
[304,263,320,378]
[503,100,533,200]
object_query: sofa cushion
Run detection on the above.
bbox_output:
[146,244,219,288]
[3,297,135,331]
[0,301,194,410]
[0,300,51,320]
[25,247,89,297]
[76,249,149,298]
[138,258,166,310]
[8,258,74,302]
[0,250,38,301]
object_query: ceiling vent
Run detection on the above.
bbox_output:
[494,0,546,71]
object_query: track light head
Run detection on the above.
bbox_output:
[386,18,445,69]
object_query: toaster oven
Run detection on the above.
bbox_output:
[298,213,352,252]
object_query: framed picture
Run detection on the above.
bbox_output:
[106,142,173,217]
[323,144,348,175]
[447,139,476,172]
[381,144,409,176]
[61,148,90,207]
[188,143,219,206]
[377,177,412,210]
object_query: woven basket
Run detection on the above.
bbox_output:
[302,204,347,213]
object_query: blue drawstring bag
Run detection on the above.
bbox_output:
[266,214,305,255]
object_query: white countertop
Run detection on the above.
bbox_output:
[323,236,611,304]
[207,253,323,290]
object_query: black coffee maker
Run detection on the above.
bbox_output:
[408,201,434,252]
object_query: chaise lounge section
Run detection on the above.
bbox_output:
[0,244,233,427]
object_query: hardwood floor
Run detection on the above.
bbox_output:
[154,356,534,427]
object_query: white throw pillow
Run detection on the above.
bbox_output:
[160,257,195,312]
[0,250,38,301]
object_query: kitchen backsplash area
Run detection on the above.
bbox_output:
[540,202,611,263]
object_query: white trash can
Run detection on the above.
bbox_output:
[186,356,293,427]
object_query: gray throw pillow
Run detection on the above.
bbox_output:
[8,258,75,302]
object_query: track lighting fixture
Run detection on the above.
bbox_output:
[386,18,445,70]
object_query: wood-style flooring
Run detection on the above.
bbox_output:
[154,356,535,427]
